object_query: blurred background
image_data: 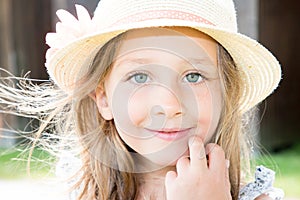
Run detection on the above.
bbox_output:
[0,0,299,199]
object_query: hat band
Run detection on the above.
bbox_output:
[111,10,215,27]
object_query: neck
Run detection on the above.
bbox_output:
[137,166,176,200]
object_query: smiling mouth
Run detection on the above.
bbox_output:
[145,128,192,141]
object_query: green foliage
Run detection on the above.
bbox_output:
[0,147,55,179]
[256,143,300,198]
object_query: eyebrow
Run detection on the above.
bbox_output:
[115,57,215,67]
[114,58,152,68]
[182,57,218,77]
[114,56,218,78]
[184,57,216,66]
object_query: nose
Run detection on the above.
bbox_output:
[150,86,184,119]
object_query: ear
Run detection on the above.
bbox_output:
[89,87,113,120]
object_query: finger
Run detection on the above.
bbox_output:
[176,156,190,176]
[225,159,231,191]
[225,159,230,169]
[206,143,226,173]
[165,170,177,187]
[188,136,207,169]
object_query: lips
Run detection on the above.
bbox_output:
[145,128,192,141]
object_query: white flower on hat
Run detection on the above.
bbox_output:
[45,5,95,66]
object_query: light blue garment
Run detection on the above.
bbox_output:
[239,166,284,200]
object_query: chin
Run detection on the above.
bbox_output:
[142,148,189,170]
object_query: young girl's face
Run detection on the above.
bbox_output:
[95,27,222,168]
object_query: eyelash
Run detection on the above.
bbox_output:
[126,70,152,84]
[182,70,206,84]
[125,70,206,84]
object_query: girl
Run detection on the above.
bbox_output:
[0,0,284,199]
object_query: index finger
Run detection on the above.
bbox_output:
[188,136,207,170]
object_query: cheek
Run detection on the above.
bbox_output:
[196,92,213,126]
[127,86,160,127]
[107,79,150,128]
[193,84,222,141]
[127,88,151,126]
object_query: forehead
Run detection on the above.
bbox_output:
[115,27,218,65]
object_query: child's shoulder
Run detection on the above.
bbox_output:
[239,166,284,200]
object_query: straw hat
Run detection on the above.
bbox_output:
[45,0,281,112]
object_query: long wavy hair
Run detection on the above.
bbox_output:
[0,28,255,200]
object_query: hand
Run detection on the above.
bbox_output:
[165,137,231,200]
[255,194,273,200]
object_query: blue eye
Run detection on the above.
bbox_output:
[183,73,203,83]
[131,73,149,84]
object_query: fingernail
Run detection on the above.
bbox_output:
[188,137,194,146]
[198,149,206,160]
[225,159,230,168]
[188,137,201,146]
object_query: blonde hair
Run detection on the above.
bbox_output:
[216,45,252,200]
[0,29,255,200]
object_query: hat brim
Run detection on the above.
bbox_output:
[47,19,281,113]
